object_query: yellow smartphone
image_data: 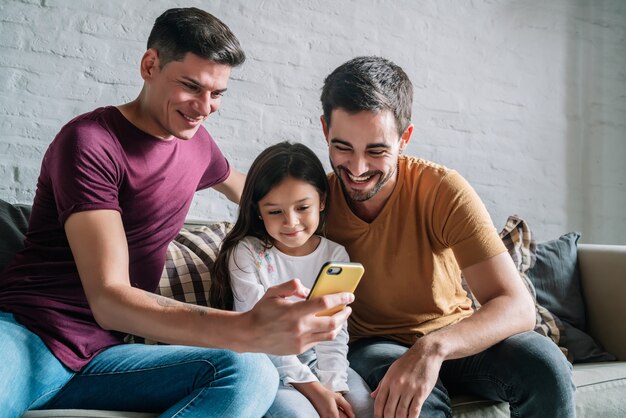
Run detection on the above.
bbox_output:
[307,261,364,316]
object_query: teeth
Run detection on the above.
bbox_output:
[181,112,201,122]
[348,173,372,183]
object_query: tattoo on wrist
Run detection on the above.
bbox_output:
[155,295,178,307]
[185,303,208,317]
[146,292,208,317]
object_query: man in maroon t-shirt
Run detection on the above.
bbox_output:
[0,8,354,418]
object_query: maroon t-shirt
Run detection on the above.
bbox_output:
[0,106,230,370]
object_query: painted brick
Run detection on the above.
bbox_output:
[0,0,624,243]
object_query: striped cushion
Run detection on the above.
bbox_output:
[125,222,232,344]
[158,223,233,304]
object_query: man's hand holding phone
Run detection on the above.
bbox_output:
[243,278,356,355]
[242,262,363,355]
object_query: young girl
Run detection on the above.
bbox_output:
[211,142,373,418]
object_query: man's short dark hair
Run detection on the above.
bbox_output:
[321,56,413,136]
[147,7,245,68]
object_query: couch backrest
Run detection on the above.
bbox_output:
[578,244,626,361]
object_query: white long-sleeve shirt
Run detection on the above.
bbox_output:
[229,235,351,392]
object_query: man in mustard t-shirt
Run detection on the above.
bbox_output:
[319,56,575,418]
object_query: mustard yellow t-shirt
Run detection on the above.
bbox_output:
[325,156,506,346]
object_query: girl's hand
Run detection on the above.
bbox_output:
[292,381,355,418]
[334,392,354,418]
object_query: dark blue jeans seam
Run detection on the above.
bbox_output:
[47,359,218,413]
[170,386,211,418]
[77,358,217,378]
[29,378,75,411]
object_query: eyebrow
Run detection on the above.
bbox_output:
[261,197,313,207]
[330,138,391,149]
[181,76,228,95]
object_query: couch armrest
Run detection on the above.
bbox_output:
[577,244,626,361]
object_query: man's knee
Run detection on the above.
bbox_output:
[240,352,279,388]
[491,332,575,418]
[226,352,279,403]
[503,332,574,395]
[210,350,277,383]
[188,350,278,415]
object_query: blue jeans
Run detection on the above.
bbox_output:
[266,349,374,417]
[348,331,575,418]
[0,311,278,418]
[267,368,374,418]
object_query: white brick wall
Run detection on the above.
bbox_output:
[1,0,624,244]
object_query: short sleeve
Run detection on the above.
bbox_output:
[430,171,506,269]
[335,246,350,263]
[45,121,123,225]
[229,241,267,313]
[196,130,230,190]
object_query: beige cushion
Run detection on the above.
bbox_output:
[450,361,626,418]
[578,244,626,360]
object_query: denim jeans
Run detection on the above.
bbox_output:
[266,349,374,417]
[348,331,576,418]
[0,311,279,418]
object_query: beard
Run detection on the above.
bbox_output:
[331,162,397,202]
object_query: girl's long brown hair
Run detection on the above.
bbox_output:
[210,142,329,310]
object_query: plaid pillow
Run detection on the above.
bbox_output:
[158,222,233,304]
[461,215,570,361]
[125,221,233,344]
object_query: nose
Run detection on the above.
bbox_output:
[283,210,299,227]
[349,156,368,176]
[194,92,219,117]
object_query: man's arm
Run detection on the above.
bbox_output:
[372,252,535,418]
[415,251,535,359]
[212,168,246,204]
[64,209,354,355]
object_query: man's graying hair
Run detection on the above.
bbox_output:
[321,56,413,136]
[147,7,245,68]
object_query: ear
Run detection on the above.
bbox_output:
[399,123,414,152]
[140,48,160,80]
[319,193,327,211]
[320,115,330,144]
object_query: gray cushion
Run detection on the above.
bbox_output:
[527,232,615,363]
[527,232,586,329]
[562,323,616,363]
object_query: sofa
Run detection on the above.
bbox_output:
[1,201,624,418]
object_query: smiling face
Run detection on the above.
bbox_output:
[138,50,232,140]
[258,177,325,256]
[322,108,413,211]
